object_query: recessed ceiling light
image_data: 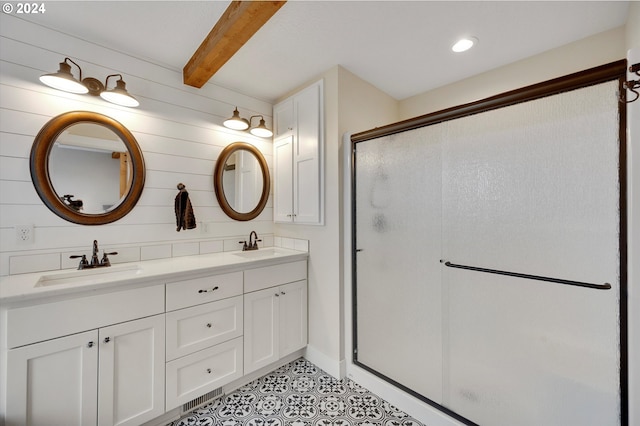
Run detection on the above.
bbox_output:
[452,37,478,53]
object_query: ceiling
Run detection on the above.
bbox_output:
[20,1,630,103]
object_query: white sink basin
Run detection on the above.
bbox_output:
[35,264,143,287]
[232,248,290,259]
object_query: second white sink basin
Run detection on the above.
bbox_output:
[232,248,290,259]
[35,264,143,287]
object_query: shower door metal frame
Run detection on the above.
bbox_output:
[350,59,628,426]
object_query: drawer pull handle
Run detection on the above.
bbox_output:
[275,293,280,297]
[87,341,94,348]
[206,368,212,374]
[206,323,212,328]
[103,337,111,344]
[198,286,219,294]
[281,291,286,295]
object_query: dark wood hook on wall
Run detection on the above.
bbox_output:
[620,62,640,104]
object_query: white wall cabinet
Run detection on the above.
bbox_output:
[6,315,165,426]
[244,280,308,374]
[273,80,324,224]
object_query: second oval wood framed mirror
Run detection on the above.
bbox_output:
[30,111,146,225]
[214,142,270,221]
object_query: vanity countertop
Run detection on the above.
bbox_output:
[0,247,308,304]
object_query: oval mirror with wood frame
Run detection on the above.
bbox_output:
[30,111,145,225]
[214,142,270,221]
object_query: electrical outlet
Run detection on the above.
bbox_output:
[15,225,34,244]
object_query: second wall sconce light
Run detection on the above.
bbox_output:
[223,107,273,138]
[40,57,139,107]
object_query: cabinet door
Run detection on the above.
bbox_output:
[98,315,165,426]
[274,135,294,222]
[6,330,99,426]
[244,288,279,374]
[294,81,323,224]
[279,280,308,357]
[273,98,294,137]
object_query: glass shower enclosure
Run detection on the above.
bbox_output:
[351,71,626,426]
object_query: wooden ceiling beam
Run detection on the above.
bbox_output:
[183,1,286,88]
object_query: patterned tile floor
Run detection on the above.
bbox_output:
[170,357,425,426]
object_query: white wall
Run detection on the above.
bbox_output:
[400,26,627,120]
[0,14,275,277]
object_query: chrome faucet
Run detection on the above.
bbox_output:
[70,240,118,270]
[239,231,261,251]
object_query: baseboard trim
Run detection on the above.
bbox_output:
[303,345,345,379]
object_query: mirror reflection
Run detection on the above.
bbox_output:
[213,141,270,222]
[48,123,132,214]
[30,110,146,225]
[221,149,264,214]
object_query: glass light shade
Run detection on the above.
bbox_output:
[250,118,273,138]
[39,61,88,94]
[224,108,250,130]
[100,79,139,107]
[452,37,477,53]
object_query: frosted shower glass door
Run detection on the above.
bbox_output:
[441,81,621,426]
[354,126,443,401]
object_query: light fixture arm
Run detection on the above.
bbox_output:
[63,57,84,81]
[104,73,124,89]
[248,115,265,126]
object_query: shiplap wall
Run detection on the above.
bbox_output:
[0,14,275,276]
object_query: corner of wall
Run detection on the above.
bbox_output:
[627,1,640,51]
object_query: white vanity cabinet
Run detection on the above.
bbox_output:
[273,79,324,224]
[165,273,244,410]
[1,251,309,426]
[243,261,308,374]
[4,286,165,426]
[98,315,165,426]
[7,330,99,426]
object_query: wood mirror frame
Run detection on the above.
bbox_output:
[30,111,145,225]
[213,142,270,221]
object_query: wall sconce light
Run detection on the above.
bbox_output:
[39,57,139,107]
[223,107,273,138]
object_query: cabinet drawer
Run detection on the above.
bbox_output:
[166,296,243,361]
[166,337,243,410]
[166,271,242,311]
[6,285,164,349]
[244,260,307,293]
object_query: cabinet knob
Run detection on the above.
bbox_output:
[103,337,111,344]
[206,323,212,328]
[275,293,280,297]
[87,341,94,348]
[206,368,212,374]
